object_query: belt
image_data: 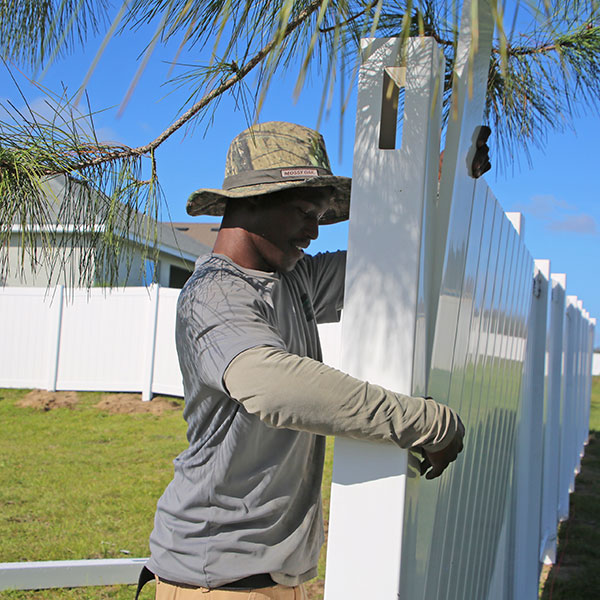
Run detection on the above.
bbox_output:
[159,572,276,590]
[135,565,276,597]
[216,573,276,590]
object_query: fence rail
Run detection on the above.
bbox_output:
[0,558,147,591]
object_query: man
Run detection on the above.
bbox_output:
[141,122,465,599]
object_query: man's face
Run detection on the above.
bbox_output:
[247,188,332,273]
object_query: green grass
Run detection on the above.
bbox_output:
[539,376,600,599]
[0,389,334,600]
[1,380,598,599]
[0,389,188,600]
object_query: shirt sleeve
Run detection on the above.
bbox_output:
[176,272,286,394]
[223,345,464,451]
[301,251,346,324]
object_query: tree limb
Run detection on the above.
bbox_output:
[70,0,325,172]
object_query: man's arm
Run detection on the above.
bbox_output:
[224,345,464,479]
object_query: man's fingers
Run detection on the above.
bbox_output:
[418,399,465,479]
[426,465,444,480]
[425,452,455,479]
[422,434,464,479]
[419,454,432,476]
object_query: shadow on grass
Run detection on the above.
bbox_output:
[539,431,600,600]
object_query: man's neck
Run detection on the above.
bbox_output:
[213,227,273,272]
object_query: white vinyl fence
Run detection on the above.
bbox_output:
[0,268,593,595]
[0,285,179,401]
[593,351,600,376]
[0,285,343,403]
[322,3,596,599]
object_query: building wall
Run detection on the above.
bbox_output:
[4,234,201,289]
[4,234,90,287]
[156,254,199,288]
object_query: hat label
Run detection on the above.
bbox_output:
[280,168,319,178]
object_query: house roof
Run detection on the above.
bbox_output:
[155,221,213,260]
[169,222,220,248]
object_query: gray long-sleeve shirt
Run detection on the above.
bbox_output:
[147,251,346,588]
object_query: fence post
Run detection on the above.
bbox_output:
[45,285,64,392]
[571,300,584,485]
[511,259,549,599]
[142,283,160,402]
[324,35,444,599]
[539,273,566,564]
[580,309,593,453]
[559,296,579,520]
[583,316,595,445]
[505,212,525,237]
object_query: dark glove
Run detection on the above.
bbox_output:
[418,396,465,480]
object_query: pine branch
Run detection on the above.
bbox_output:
[485,20,600,169]
[0,0,111,69]
[3,0,600,286]
[0,73,163,288]
[56,0,326,174]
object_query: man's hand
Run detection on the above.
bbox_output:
[419,416,465,480]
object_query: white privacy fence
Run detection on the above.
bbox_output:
[593,351,600,375]
[0,284,343,592]
[0,261,594,596]
[0,285,182,401]
[0,285,344,403]
[323,2,596,599]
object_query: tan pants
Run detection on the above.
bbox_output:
[155,577,308,600]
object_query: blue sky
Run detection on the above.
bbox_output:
[1,14,598,346]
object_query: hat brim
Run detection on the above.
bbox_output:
[186,176,351,225]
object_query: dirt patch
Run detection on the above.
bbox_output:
[95,393,182,415]
[17,390,79,411]
[16,390,182,415]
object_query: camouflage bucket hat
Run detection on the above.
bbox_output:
[186,121,351,224]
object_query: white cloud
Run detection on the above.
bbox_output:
[548,214,598,235]
[514,194,597,235]
[513,194,575,220]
